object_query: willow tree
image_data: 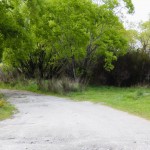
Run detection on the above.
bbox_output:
[39,0,133,80]
[2,0,134,81]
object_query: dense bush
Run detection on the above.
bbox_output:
[90,51,150,86]
[0,64,21,83]
[0,50,149,89]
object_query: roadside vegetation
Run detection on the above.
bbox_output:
[68,86,150,120]
[0,94,15,120]
[0,81,150,120]
[0,0,150,120]
[0,76,83,95]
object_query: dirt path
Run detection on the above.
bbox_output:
[0,89,150,150]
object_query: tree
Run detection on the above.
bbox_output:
[2,0,133,82]
[77,4,129,81]
[139,20,150,53]
[94,0,134,14]
[126,29,138,51]
[0,0,15,61]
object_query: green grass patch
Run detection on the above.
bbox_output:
[68,86,150,120]
[0,80,39,93]
[0,94,16,121]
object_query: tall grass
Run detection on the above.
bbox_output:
[0,77,83,95]
[37,77,83,94]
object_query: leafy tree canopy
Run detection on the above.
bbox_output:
[2,0,133,80]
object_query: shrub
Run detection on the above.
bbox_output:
[38,77,83,94]
[0,64,21,83]
[90,51,150,86]
[0,99,5,107]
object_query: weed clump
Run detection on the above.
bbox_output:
[38,77,83,94]
[0,99,5,107]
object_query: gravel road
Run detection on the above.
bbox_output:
[0,89,150,150]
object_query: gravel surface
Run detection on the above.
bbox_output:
[0,89,150,150]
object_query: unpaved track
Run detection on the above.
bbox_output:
[0,89,150,150]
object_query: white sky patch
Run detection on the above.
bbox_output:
[92,0,150,29]
[124,0,150,28]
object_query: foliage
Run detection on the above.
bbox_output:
[38,78,82,94]
[0,76,82,95]
[126,29,139,51]
[95,0,134,14]
[1,0,131,82]
[90,18,150,87]
[0,64,21,83]
[90,51,150,86]
[138,21,150,53]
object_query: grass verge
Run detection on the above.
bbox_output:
[68,86,150,120]
[0,81,39,93]
[0,94,16,121]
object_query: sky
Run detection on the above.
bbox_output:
[93,0,150,28]
[125,0,150,26]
